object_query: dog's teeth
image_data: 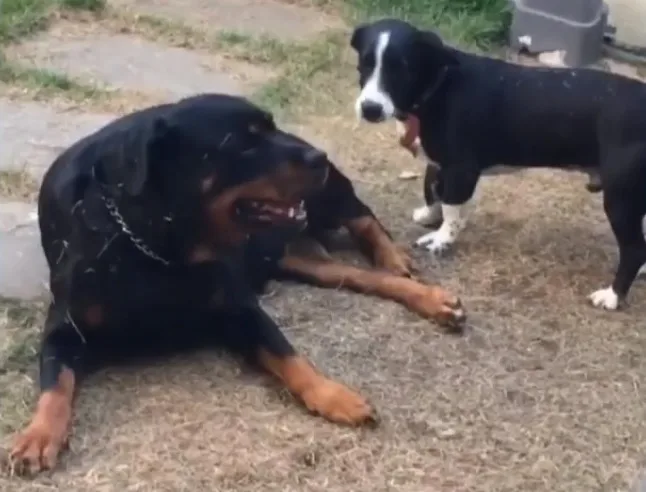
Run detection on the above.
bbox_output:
[288,207,295,218]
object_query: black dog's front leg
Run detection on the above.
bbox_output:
[237,306,376,426]
[8,305,86,475]
[414,162,480,254]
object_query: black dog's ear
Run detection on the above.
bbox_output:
[122,117,171,196]
[416,30,459,68]
[350,23,368,51]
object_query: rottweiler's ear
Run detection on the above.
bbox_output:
[123,117,171,196]
[350,23,368,52]
[416,30,459,68]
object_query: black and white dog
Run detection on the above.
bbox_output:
[350,18,646,310]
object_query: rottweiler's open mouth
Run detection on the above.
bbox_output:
[235,199,307,226]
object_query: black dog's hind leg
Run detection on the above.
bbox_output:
[234,306,376,426]
[412,163,443,227]
[8,305,86,475]
[589,192,646,310]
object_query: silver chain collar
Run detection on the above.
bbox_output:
[102,196,171,266]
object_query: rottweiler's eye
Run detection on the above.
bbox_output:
[240,146,257,156]
[249,117,276,135]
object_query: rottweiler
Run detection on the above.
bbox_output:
[5,94,465,475]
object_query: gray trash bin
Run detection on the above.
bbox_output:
[509,0,609,66]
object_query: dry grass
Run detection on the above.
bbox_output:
[1,2,646,491]
[0,170,40,200]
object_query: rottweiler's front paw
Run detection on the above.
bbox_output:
[412,286,466,331]
[301,378,378,427]
[5,391,71,476]
[7,419,69,476]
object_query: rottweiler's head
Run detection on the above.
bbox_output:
[103,94,329,250]
[351,19,458,123]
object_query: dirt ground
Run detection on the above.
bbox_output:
[1,1,645,491]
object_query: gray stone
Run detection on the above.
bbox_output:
[109,0,342,40]
[606,0,646,46]
[0,202,48,300]
[10,29,270,99]
[0,99,115,179]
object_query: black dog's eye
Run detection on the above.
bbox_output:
[360,53,375,71]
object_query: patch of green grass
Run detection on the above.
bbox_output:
[59,0,105,11]
[0,0,51,43]
[0,299,44,374]
[343,0,511,49]
[0,0,107,98]
[0,0,105,44]
[0,54,110,100]
[122,14,302,66]
[214,30,302,65]
[250,30,349,117]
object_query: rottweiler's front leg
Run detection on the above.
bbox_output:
[243,307,376,426]
[278,256,465,330]
[8,305,85,475]
[307,164,413,277]
[344,215,413,277]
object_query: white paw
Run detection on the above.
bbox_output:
[588,287,620,310]
[412,204,442,226]
[414,229,454,254]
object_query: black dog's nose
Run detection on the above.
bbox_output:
[360,101,385,122]
[304,148,327,167]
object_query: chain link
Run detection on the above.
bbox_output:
[103,197,171,266]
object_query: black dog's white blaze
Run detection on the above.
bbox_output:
[354,31,396,122]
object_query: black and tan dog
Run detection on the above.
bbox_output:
[5,93,464,475]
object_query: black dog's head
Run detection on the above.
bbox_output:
[98,94,329,250]
[350,19,458,123]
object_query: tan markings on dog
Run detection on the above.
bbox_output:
[83,304,104,327]
[9,367,75,475]
[207,176,283,247]
[201,175,216,194]
[189,244,217,264]
[344,216,413,277]
[258,351,376,426]
[278,256,465,330]
[398,115,421,157]
[285,237,332,261]
[206,163,316,248]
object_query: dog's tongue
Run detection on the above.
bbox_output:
[398,115,420,157]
